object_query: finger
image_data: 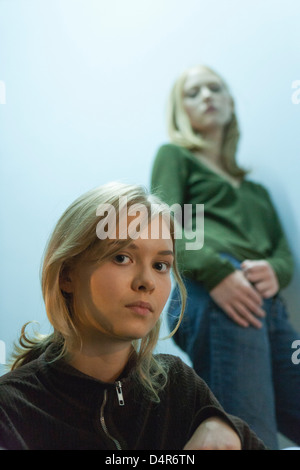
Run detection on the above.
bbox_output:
[241,261,268,276]
[234,301,263,329]
[255,283,275,299]
[243,269,265,283]
[239,287,265,316]
[254,278,278,298]
[240,260,253,269]
[241,259,266,268]
[224,305,250,328]
[261,291,272,299]
[242,297,266,317]
[261,289,274,299]
[254,280,270,294]
[241,261,264,274]
[242,283,263,306]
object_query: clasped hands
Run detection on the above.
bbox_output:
[210,260,279,328]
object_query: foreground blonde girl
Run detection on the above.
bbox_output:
[0,182,265,450]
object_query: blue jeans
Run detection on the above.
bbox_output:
[167,256,300,449]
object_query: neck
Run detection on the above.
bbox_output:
[67,336,133,383]
[199,126,224,166]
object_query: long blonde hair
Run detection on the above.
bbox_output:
[10,182,186,403]
[167,65,248,178]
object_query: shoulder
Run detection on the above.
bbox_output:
[243,178,269,194]
[0,359,42,402]
[243,179,275,205]
[154,354,226,416]
[0,360,39,384]
[156,143,187,153]
[154,143,194,163]
[155,354,207,389]
[151,144,197,187]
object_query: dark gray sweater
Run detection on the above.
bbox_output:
[0,344,266,450]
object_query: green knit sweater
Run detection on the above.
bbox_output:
[151,143,293,291]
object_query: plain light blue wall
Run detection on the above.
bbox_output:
[1,0,300,375]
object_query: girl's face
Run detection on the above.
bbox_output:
[64,216,174,345]
[182,67,233,133]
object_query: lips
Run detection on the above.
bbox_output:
[125,301,154,315]
[204,105,217,113]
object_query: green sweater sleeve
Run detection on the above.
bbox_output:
[151,144,236,290]
[258,186,294,289]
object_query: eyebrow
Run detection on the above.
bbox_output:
[184,80,221,91]
[158,250,174,257]
[128,242,174,257]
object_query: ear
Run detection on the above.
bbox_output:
[59,266,74,294]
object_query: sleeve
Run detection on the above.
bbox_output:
[0,406,27,450]
[151,144,236,290]
[170,357,267,450]
[259,186,294,289]
[150,144,188,205]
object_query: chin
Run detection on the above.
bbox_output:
[117,327,153,342]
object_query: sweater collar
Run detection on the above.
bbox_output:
[37,342,138,398]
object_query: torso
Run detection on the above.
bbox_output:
[192,151,242,188]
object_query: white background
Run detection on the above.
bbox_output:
[0,0,300,384]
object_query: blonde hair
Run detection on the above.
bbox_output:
[10,182,186,403]
[167,65,248,178]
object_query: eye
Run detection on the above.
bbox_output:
[185,87,199,98]
[153,262,170,273]
[209,83,222,92]
[113,254,131,265]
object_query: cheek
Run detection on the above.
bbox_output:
[218,96,233,120]
[184,102,198,120]
[157,277,172,309]
[90,272,121,303]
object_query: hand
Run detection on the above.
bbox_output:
[241,260,279,299]
[210,270,265,328]
[183,416,242,450]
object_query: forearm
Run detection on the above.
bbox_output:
[176,238,236,290]
[185,413,267,450]
[266,253,294,290]
[184,416,241,450]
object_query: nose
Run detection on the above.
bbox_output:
[131,266,155,292]
[200,86,212,100]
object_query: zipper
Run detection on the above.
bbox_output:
[115,380,125,406]
[100,388,122,450]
